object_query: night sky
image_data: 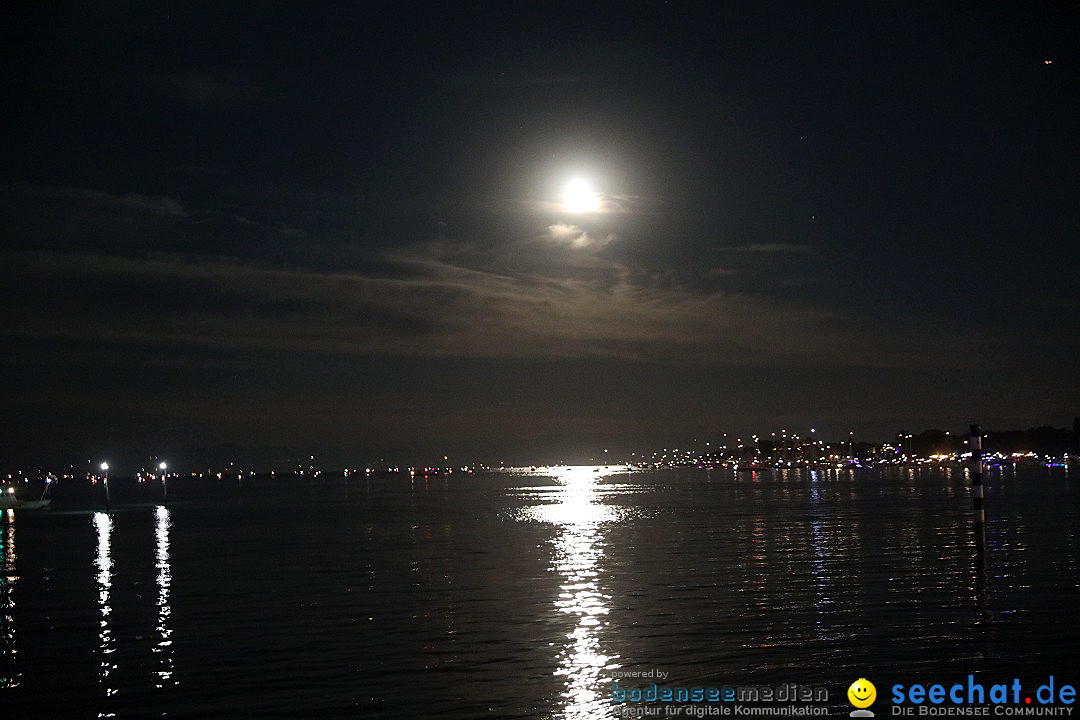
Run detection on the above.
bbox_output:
[2,2,1077,469]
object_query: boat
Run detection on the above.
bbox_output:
[0,496,52,510]
[0,487,52,510]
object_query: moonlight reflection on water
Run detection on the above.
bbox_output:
[512,466,639,719]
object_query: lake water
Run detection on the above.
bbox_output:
[2,465,1078,717]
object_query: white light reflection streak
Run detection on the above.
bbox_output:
[153,506,175,688]
[807,470,831,611]
[1,509,20,688]
[521,466,623,720]
[93,512,117,698]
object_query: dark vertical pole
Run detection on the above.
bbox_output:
[970,424,984,532]
[970,423,990,619]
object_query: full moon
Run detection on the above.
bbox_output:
[561,178,601,213]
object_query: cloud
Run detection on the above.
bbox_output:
[0,187,963,372]
[1,243,955,372]
[545,223,615,249]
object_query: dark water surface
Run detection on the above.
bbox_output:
[2,465,1078,718]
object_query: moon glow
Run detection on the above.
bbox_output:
[561,178,601,213]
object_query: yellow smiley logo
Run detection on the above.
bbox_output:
[848,678,876,708]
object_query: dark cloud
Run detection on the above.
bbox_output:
[438,71,598,89]
[1,182,187,219]
[732,243,815,255]
[151,70,263,109]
